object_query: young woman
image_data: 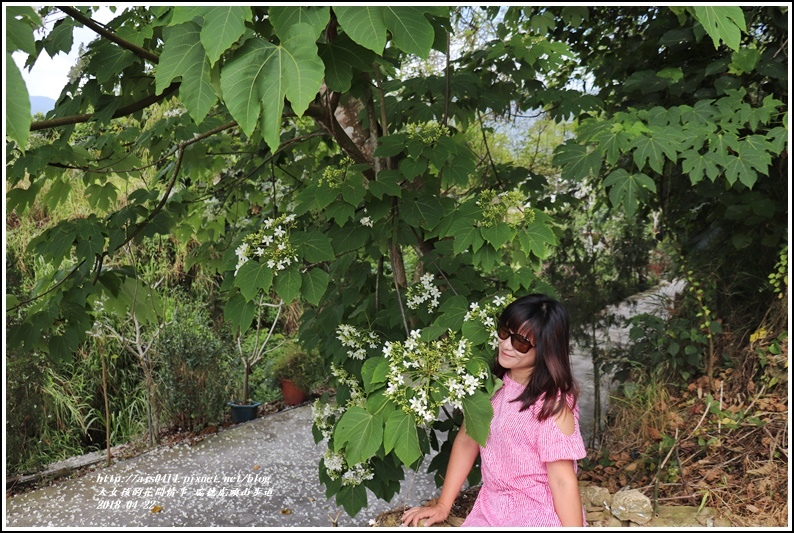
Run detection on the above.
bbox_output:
[401,293,587,527]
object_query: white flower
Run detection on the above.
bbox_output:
[360,216,373,227]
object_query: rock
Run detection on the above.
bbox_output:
[610,489,654,525]
[580,484,613,511]
[645,506,732,527]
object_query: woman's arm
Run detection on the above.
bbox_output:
[401,422,480,527]
[547,459,583,526]
[547,404,583,526]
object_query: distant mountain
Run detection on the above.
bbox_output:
[30,96,56,115]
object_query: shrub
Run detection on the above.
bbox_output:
[157,307,233,432]
[269,340,326,395]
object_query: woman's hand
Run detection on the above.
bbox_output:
[401,502,451,527]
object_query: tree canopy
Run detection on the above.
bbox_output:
[5,5,788,515]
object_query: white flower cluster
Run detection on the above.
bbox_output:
[312,361,368,450]
[341,461,375,486]
[336,324,380,360]
[330,363,366,407]
[464,294,515,350]
[234,213,298,276]
[383,330,487,423]
[203,196,222,222]
[406,273,442,312]
[322,449,374,486]
[311,398,345,441]
[360,208,373,227]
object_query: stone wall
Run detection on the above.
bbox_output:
[580,484,732,527]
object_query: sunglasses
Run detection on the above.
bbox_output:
[497,325,535,353]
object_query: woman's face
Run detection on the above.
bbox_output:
[497,323,536,373]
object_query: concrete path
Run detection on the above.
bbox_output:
[4,404,439,528]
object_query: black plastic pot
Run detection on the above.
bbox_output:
[227,401,262,423]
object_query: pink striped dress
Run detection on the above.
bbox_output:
[462,374,587,527]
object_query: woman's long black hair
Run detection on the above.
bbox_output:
[492,293,579,420]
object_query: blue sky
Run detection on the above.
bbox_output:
[12,5,116,100]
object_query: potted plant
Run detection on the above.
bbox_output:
[228,295,286,423]
[270,341,324,406]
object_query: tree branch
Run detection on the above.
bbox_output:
[30,82,179,131]
[477,110,501,184]
[303,103,374,176]
[92,121,238,283]
[57,6,160,64]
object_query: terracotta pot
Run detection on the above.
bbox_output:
[280,378,308,406]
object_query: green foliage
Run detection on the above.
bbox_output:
[5,335,149,475]
[768,244,787,299]
[5,5,787,516]
[156,305,233,432]
[5,352,56,474]
[618,313,696,383]
[269,339,326,395]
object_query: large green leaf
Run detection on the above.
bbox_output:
[552,142,602,182]
[5,53,31,150]
[462,391,493,447]
[301,268,329,306]
[603,169,656,217]
[104,277,163,326]
[220,23,324,151]
[333,406,384,464]
[451,223,482,255]
[220,40,275,140]
[49,329,79,364]
[233,260,273,301]
[274,265,302,304]
[435,295,469,331]
[330,225,370,254]
[85,182,118,212]
[334,7,388,55]
[382,7,435,59]
[6,6,41,55]
[270,6,329,41]
[681,149,721,184]
[473,243,499,271]
[480,222,515,250]
[88,40,138,84]
[73,217,106,263]
[200,7,251,65]
[691,6,746,51]
[361,357,390,393]
[723,148,770,188]
[29,220,76,264]
[593,127,632,166]
[170,7,251,66]
[630,126,681,174]
[334,6,436,58]
[293,230,335,262]
[319,35,376,93]
[224,291,257,335]
[384,409,422,467]
[440,140,477,188]
[402,193,444,230]
[156,22,216,124]
[336,484,368,518]
[517,212,557,259]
